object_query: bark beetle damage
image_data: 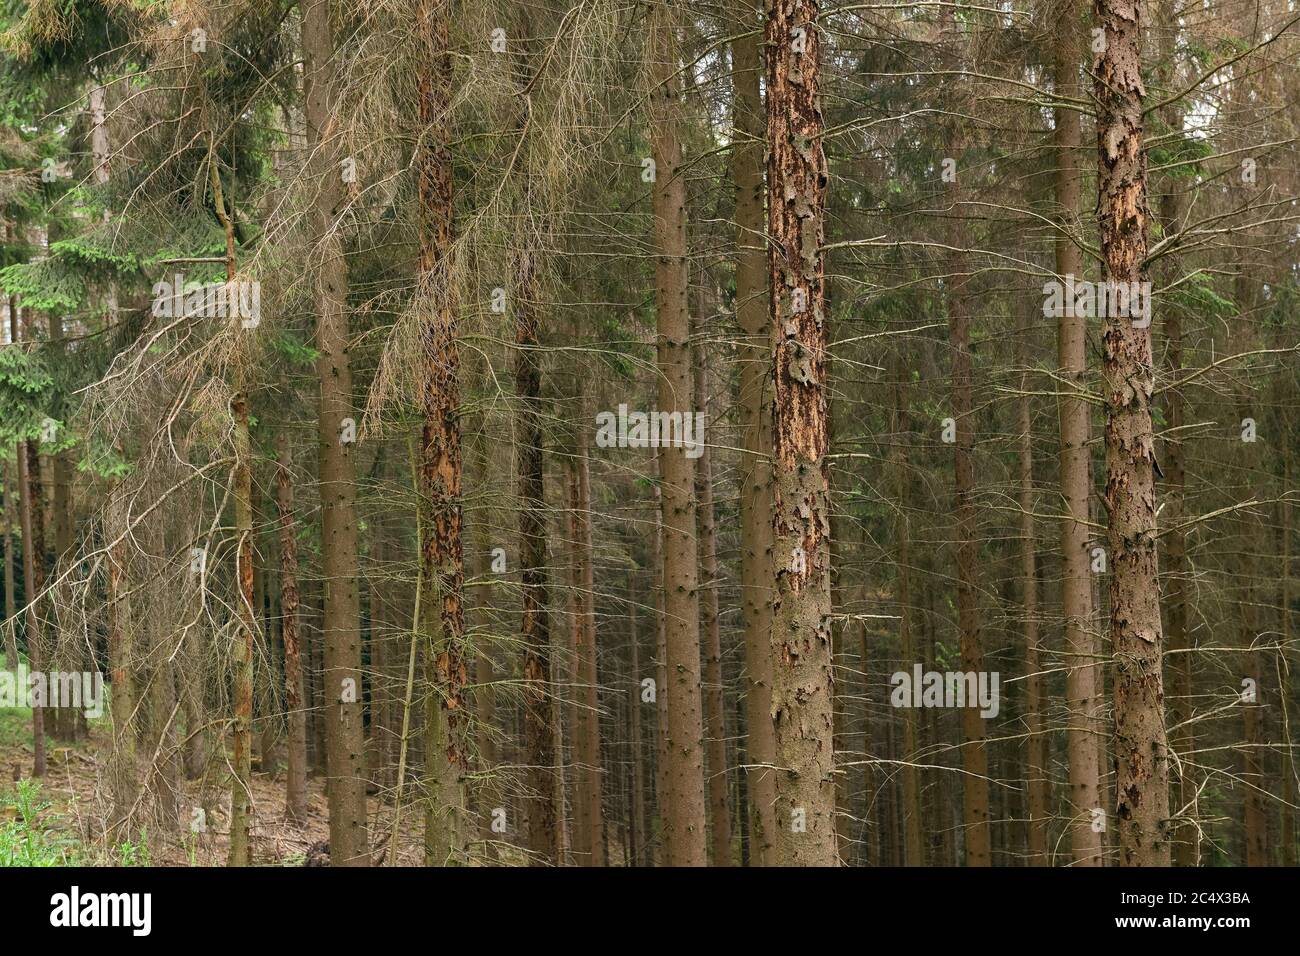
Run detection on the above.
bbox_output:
[1095,0,1171,865]
[417,0,470,784]
[769,0,830,600]
[766,0,837,865]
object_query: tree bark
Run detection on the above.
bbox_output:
[766,0,837,866]
[731,0,778,869]
[1153,0,1196,870]
[209,151,256,867]
[514,250,558,864]
[276,432,308,824]
[1053,0,1104,866]
[891,359,924,865]
[695,331,731,866]
[649,0,707,867]
[628,575,647,864]
[565,426,604,866]
[303,0,369,867]
[17,442,45,779]
[46,301,77,742]
[946,195,990,869]
[415,0,471,866]
[11,302,45,779]
[1095,0,1172,866]
[3,459,16,671]
[1016,304,1049,865]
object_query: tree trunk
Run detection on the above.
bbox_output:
[514,250,558,864]
[1151,0,1196,871]
[208,153,256,868]
[766,0,836,866]
[303,0,369,867]
[276,432,308,824]
[105,483,136,821]
[1017,305,1049,865]
[652,484,669,864]
[1281,429,1296,867]
[11,302,45,779]
[568,436,605,866]
[17,439,45,779]
[731,0,777,869]
[891,359,924,865]
[628,576,647,864]
[1052,0,1104,866]
[3,459,16,671]
[695,332,731,866]
[1095,0,1172,866]
[946,210,989,868]
[46,301,77,742]
[414,0,471,867]
[649,0,706,867]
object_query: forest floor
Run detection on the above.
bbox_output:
[0,706,430,866]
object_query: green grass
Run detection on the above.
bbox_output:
[0,706,31,748]
[0,666,141,867]
[0,780,82,866]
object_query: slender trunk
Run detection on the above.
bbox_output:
[892,362,924,865]
[569,438,604,865]
[106,484,136,818]
[415,0,471,866]
[829,516,850,865]
[180,594,205,780]
[862,620,880,867]
[17,439,45,778]
[46,304,77,742]
[1095,0,1171,866]
[649,0,706,867]
[11,302,45,778]
[695,334,731,866]
[652,484,669,863]
[475,619,499,860]
[730,0,777,868]
[276,432,308,824]
[208,154,257,867]
[1230,269,1266,867]
[947,208,989,868]
[463,437,499,858]
[1053,0,1103,866]
[1017,306,1049,865]
[514,252,558,864]
[3,460,16,671]
[1281,433,1296,866]
[766,0,836,866]
[629,577,647,864]
[1152,0,1195,871]
[303,0,368,866]
[144,497,180,831]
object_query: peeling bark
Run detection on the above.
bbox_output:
[766,0,837,866]
[416,0,470,866]
[1095,0,1172,866]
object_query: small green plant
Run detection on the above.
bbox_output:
[114,828,152,867]
[0,780,80,866]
